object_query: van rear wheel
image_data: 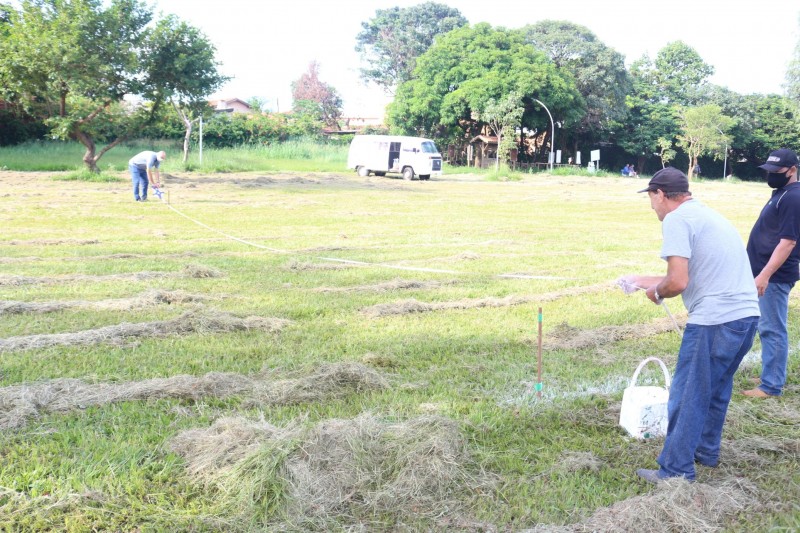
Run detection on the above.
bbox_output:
[357,166,370,177]
[402,167,414,181]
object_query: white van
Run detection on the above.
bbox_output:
[347,135,443,180]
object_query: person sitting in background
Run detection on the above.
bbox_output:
[628,164,638,177]
[621,164,631,176]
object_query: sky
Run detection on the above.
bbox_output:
[153,0,799,117]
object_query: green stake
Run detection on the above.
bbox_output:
[537,307,543,398]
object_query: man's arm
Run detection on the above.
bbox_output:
[646,256,689,304]
[754,238,796,296]
[147,167,161,188]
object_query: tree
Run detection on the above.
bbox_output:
[388,23,583,161]
[616,56,680,172]
[656,137,677,169]
[651,41,714,106]
[785,14,800,105]
[480,91,524,170]
[676,104,734,179]
[520,21,631,147]
[355,2,467,93]
[142,14,227,162]
[0,0,225,171]
[291,61,343,131]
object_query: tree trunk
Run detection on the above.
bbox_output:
[74,129,99,173]
[637,155,647,175]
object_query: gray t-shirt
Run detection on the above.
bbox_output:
[661,199,760,325]
[129,151,160,170]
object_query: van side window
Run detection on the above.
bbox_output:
[421,141,438,154]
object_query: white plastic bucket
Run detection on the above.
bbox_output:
[619,357,671,439]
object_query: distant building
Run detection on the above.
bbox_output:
[208,98,252,114]
[342,116,384,129]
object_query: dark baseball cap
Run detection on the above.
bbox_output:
[758,148,799,172]
[637,167,690,194]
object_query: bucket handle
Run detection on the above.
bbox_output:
[629,357,671,390]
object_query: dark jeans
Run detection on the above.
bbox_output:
[657,316,758,479]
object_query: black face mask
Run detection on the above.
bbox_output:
[767,170,791,189]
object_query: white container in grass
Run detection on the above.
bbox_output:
[619,357,671,439]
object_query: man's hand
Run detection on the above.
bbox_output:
[754,272,769,297]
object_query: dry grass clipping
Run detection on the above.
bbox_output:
[286,260,353,271]
[524,477,759,532]
[314,278,448,293]
[0,372,255,430]
[0,271,171,286]
[9,238,99,246]
[170,416,282,477]
[248,362,389,406]
[172,413,473,528]
[0,310,290,352]
[0,363,384,431]
[558,451,603,473]
[0,289,209,315]
[544,315,687,351]
[362,282,612,318]
[182,263,224,278]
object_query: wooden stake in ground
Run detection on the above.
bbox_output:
[537,307,543,398]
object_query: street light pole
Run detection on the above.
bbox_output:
[716,127,728,179]
[533,98,554,172]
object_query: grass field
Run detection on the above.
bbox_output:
[0,166,797,531]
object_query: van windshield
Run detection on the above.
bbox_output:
[421,141,438,154]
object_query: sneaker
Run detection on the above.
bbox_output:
[694,456,718,468]
[742,388,777,398]
[636,468,666,484]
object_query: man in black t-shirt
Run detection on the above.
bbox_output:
[743,148,800,398]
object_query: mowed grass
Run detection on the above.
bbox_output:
[0,167,798,531]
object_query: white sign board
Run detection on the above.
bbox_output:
[556,150,562,164]
[591,149,600,162]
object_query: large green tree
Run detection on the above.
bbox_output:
[616,56,679,172]
[520,21,631,148]
[355,1,467,93]
[0,0,225,171]
[388,23,583,162]
[651,41,714,107]
[142,14,227,162]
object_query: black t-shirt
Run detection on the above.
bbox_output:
[746,182,800,285]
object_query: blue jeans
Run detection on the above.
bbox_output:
[657,316,758,479]
[757,281,792,396]
[129,163,148,201]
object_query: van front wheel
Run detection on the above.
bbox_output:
[402,167,415,181]
[357,166,370,177]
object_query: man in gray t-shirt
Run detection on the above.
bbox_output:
[623,167,759,483]
[128,150,165,202]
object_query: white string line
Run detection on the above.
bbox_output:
[160,197,572,280]
[621,281,682,334]
[163,202,290,254]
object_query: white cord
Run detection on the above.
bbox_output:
[617,279,682,334]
